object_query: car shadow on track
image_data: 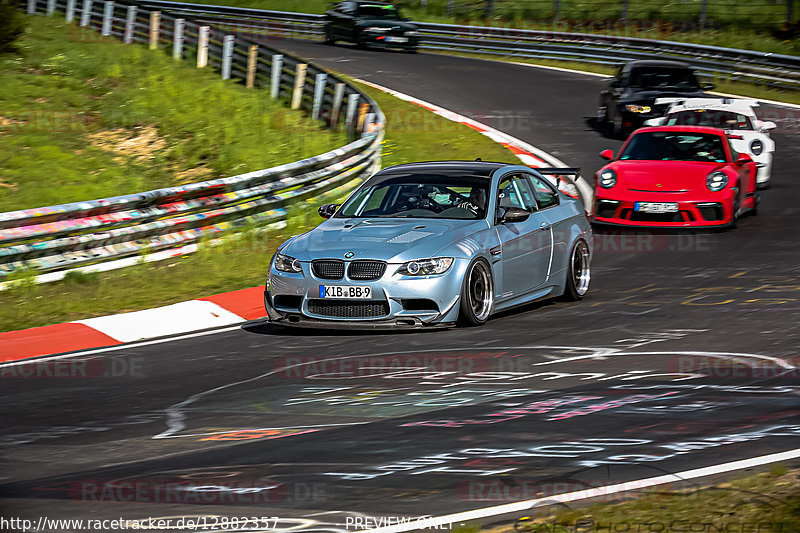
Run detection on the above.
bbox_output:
[241,320,446,337]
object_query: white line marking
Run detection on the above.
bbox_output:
[353,447,800,533]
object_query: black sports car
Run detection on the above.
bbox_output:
[323,1,419,52]
[596,60,715,138]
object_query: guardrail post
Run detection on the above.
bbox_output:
[330,83,346,129]
[172,18,185,58]
[197,26,210,68]
[291,64,308,110]
[101,1,114,36]
[46,0,56,16]
[65,0,76,22]
[27,0,36,14]
[312,73,327,120]
[123,5,136,43]
[344,93,360,135]
[246,45,258,89]
[621,0,629,21]
[446,0,453,16]
[270,54,283,99]
[788,0,795,25]
[356,102,368,135]
[149,11,160,50]
[699,0,708,27]
[79,0,92,27]
[553,0,560,20]
[221,35,234,80]
[362,112,375,137]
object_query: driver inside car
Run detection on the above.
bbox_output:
[457,187,486,216]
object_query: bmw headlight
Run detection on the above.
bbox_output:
[398,257,454,276]
[275,253,302,273]
[364,26,389,32]
[706,171,729,192]
[750,139,764,156]
[598,168,617,189]
[625,104,652,114]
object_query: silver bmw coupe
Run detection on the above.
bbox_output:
[264,161,592,328]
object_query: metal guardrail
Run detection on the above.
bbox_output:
[128,0,800,90]
[5,0,384,280]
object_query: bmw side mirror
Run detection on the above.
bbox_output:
[599,149,615,161]
[500,207,531,224]
[318,203,340,219]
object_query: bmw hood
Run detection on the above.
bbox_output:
[612,161,725,191]
[282,218,487,263]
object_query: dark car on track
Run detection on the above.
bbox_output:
[596,60,715,138]
[323,0,420,52]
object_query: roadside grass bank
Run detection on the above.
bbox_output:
[497,464,800,533]
[0,15,346,212]
[170,0,800,56]
[0,81,515,332]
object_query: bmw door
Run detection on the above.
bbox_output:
[494,173,553,298]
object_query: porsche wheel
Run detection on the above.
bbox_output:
[563,240,591,301]
[459,259,493,326]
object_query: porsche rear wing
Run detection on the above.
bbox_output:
[533,167,583,200]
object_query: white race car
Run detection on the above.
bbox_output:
[645,98,776,188]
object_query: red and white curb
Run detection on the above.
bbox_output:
[0,286,265,363]
[355,78,595,206]
[3,80,593,363]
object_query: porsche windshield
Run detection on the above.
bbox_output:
[665,110,753,130]
[337,175,490,219]
[356,4,401,18]
[620,132,727,162]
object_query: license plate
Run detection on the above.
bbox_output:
[634,202,679,213]
[319,285,372,299]
[385,36,408,43]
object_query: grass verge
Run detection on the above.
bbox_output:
[0,80,515,332]
[503,465,800,533]
[0,15,346,212]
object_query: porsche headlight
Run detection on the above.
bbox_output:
[364,26,389,32]
[598,168,617,189]
[750,139,764,156]
[706,171,729,192]
[275,253,302,273]
[398,257,453,276]
[625,104,652,114]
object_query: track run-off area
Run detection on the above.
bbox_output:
[2,36,800,532]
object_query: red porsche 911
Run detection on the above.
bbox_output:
[592,126,759,228]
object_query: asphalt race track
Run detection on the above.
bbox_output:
[2,39,800,532]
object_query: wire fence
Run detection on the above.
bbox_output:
[412,0,799,30]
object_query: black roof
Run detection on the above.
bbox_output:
[377,160,513,178]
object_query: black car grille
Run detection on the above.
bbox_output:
[347,260,386,280]
[311,260,345,280]
[307,299,389,318]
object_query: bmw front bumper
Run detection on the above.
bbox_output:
[265,258,472,328]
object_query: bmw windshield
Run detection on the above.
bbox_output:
[337,174,489,219]
[630,67,700,90]
[620,132,727,163]
[356,4,401,18]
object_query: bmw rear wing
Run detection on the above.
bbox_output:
[533,167,582,199]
